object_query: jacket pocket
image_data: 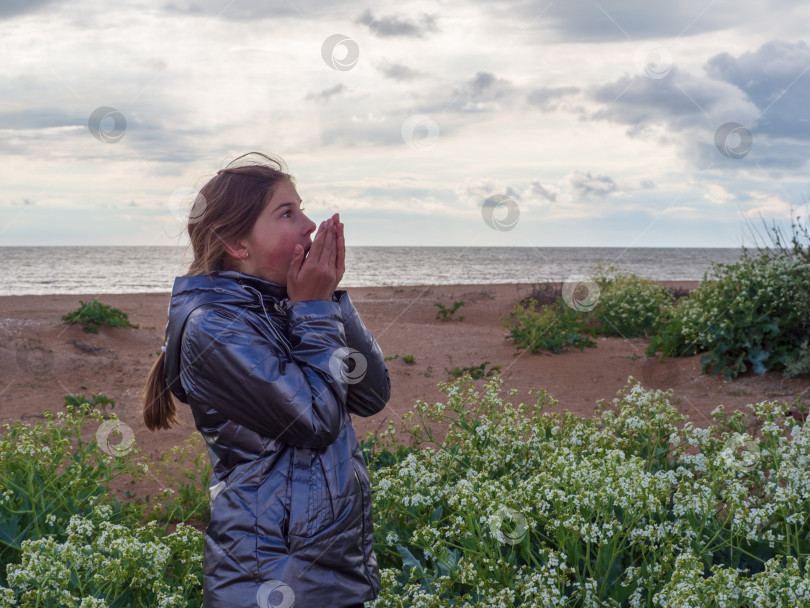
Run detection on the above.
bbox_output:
[305,452,335,538]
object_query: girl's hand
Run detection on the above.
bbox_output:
[334,213,345,286]
[319,213,345,287]
[287,215,343,304]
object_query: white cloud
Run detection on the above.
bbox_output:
[1,0,809,246]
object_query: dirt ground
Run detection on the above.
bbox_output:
[2,281,808,515]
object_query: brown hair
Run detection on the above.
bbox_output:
[142,152,293,431]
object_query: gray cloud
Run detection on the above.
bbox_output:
[164,0,297,19]
[356,9,438,38]
[589,66,754,135]
[377,61,423,81]
[0,104,217,167]
[566,171,618,199]
[529,180,557,202]
[305,83,347,102]
[706,40,810,140]
[0,0,59,18]
[527,86,580,110]
[444,71,513,113]
[587,39,810,170]
[482,0,739,41]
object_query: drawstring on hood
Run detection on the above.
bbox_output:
[239,282,293,359]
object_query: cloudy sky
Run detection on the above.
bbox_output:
[1,0,809,247]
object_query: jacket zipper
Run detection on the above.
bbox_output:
[354,467,375,588]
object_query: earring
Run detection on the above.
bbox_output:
[243,252,249,259]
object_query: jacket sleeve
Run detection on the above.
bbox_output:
[179,301,349,449]
[334,290,391,417]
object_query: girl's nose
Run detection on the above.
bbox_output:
[304,215,317,235]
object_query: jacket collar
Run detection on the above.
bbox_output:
[162,270,288,403]
[208,270,288,300]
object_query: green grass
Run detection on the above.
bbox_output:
[62,300,138,334]
[435,301,465,322]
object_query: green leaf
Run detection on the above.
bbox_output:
[397,544,426,577]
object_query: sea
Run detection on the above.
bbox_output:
[0,246,748,296]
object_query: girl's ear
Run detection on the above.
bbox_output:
[224,242,249,260]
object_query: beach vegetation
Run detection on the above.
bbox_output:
[1,377,810,606]
[64,393,116,411]
[743,204,810,263]
[365,375,810,607]
[647,252,810,379]
[447,361,500,380]
[645,209,810,379]
[591,264,673,338]
[385,354,417,365]
[61,299,138,334]
[435,301,465,322]
[505,298,597,354]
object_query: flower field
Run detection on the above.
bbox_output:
[1,375,808,607]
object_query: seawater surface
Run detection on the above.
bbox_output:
[0,246,747,296]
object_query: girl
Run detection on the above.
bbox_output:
[142,152,391,608]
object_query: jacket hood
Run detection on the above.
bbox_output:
[162,270,289,403]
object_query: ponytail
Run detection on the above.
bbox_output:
[142,350,179,431]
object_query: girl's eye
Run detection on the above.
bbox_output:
[282,203,304,218]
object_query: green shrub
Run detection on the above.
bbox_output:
[64,393,116,410]
[147,435,212,527]
[0,397,207,606]
[0,505,203,608]
[0,398,148,587]
[365,374,810,607]
[506,298,597,354]
[448,361,501,380]
[593,271,673,338]
[648,253,810,379]
[62,299,138,333]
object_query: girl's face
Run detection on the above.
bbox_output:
[234,179,317,286]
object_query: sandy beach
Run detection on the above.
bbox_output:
[2,281,808,505]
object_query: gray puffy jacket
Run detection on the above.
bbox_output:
[162,270,391,607]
